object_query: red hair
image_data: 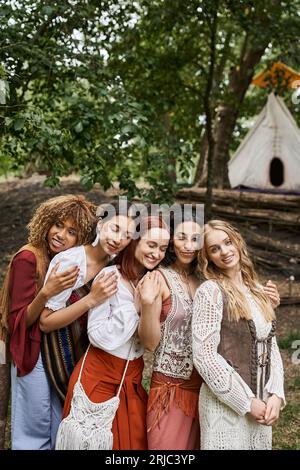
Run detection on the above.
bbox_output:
[112,216,169,281]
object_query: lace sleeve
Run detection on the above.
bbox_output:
[192,281,255,416]
[265,336,286,407]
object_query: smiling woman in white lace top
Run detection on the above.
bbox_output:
[192,219,285,450]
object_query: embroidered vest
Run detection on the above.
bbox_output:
[152,267,194,379]
[217,288,276,398]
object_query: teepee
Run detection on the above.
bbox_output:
[228,92,300,191]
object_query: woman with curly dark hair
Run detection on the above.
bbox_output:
[0,194,97,450]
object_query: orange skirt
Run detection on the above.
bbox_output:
[63,345,148,450]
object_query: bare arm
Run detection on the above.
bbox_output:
[138,271,164,352]
[39,271,118,333]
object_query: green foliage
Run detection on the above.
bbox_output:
[278,330,300,351]
[1,0,300,198]
[142,375,151,394]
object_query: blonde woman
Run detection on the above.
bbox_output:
[192,220,285,450]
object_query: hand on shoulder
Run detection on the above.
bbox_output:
[138,270,163,305]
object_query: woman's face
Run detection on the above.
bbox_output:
[134,227,170,270]
[99,215,135,256]
[47,218,78,255]
[173,221,202,267]
[205,229,240,272]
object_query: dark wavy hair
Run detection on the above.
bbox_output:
[161,210,202,274]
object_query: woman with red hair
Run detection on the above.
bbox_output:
[60,216,170,450]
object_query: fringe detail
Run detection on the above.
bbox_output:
[56,417,114,450]
[55,380,120,450]
[147,378,200,432]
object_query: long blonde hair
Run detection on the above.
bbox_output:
[198,220,275,322]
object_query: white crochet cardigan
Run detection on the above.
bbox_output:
[192,280,285,450]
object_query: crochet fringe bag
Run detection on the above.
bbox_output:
[55,340,134,450]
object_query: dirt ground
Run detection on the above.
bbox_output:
[1,175,299,449]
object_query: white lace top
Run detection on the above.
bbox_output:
[153,267,194,379]
[192,280,285,450]
[192,280,285,416]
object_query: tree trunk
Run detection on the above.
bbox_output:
[194,35,270,188]
[193,131,208,186]
[213,103,239,188]
[194,31,232,188]
[203,1,219,220]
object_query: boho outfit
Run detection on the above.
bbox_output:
[10,245,92,450]
[56,338,135,450]
[8,247,62,450]
[42,245,93,404]
[147,267,202,450]
[62,265,148,450]
[192,280,285,450]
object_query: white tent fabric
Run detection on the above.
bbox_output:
[228,93,300,190]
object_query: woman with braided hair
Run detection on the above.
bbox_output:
[192,220,285,450]
[0,194,97,450]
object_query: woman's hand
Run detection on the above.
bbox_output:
[42,263,80,299]
[263,394,282,426]
[134,280,142,314]
[88,271,118,308]
[249,398,267,422]
[263,280,280,308]
[138,271,161,306]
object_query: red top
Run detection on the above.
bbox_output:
[160,295,172,323]
[8,250,42,376]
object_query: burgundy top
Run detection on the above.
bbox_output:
[8,250,42,376]
[160,295,172,323]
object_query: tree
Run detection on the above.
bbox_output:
[194,0,300,189]
[0,0,184,202]
[106,0,300,196]
[1,0,300,204]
